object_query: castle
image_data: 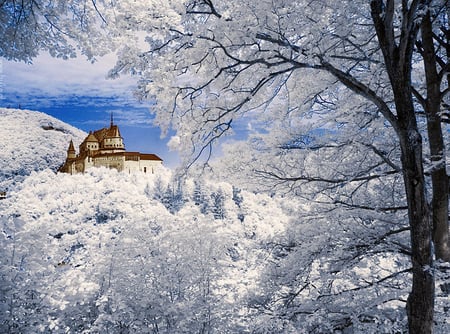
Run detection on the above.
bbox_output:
[59,116,163,174]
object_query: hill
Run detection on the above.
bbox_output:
[0,108,86,191]
[0,167,290,333]
[0,109,447,333]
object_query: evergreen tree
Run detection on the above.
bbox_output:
[232,186,245,222]
[210,189,225,220]
[171,179,185,213]
[193,180,209,215]
[232,186,243,208]
[152,177,165,202]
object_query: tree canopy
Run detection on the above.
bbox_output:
[2,1,450,333]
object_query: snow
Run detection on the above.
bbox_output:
[0,113,291,332]
[0,108,86,191]
[0,108,448,333]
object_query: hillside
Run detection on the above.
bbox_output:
[0,167,291,333]
[0,108,86,191]
[0,109,447,333]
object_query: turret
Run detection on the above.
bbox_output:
[102,115,125,150]
[79,131,99,153]
[67,139,76,159]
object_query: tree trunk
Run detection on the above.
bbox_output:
[370,2,435,332]
[398,128,435,333]
[394,81,434,334]
[421,12,450,262]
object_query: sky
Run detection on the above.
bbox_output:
[0,53,180,167]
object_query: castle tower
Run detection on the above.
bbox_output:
[67,140,76,159]
[79,131,99,153]
[104,114,125,150]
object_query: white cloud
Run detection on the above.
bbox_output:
[1,52,157,128]
[3,53,137,99]
[167,135,181,151]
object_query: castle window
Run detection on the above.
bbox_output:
[144,167,147,173]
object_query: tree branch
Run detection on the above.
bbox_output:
[255,169,399,184]
[186,0,222,18]
[318,268,411,299]
[333,199,408,212]
[319,61,400,133]
[358,142,401,171]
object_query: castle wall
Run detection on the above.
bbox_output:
[139,159,162,174]
[93,155,126,171]
[124,159,162,174]
[103,137,124,149]
[124,160,141,173]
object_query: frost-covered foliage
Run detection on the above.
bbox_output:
[3,1,450,331]
[0,0,117,62]
[0,108,445,331]
[0,167,291,333]
[206,123,450,332]
[0,108,86,191]
[1,167,447,333]
[99,0,388,166]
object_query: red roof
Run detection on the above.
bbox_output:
[124,152,163,161]
[91,151,163,161]
[138,153,163,161]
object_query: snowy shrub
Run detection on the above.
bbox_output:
[0,168,289,333]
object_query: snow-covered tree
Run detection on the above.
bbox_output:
[0,0,115,62]
[0,168,295,333]
[192,180,210,215]
[210,189,225,220]
[3,1,450,332]
[99,1,450,332]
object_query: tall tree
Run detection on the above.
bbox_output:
[106,1,445,332]
[415,3,450,262]
[370,1,433,331]
[3,0,449,332]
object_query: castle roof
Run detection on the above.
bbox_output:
[92,125,122,142]
[90,151,163,161]
[125,152,163,161]
[108,125,121,138]
[84,132,99,143]
[68,140,75,152]
[138,153,163,161]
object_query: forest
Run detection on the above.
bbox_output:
[0,166,446,333]
[1,1,450,333]
[0,106,447,332]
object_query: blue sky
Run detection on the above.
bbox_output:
[0,53,180,167]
